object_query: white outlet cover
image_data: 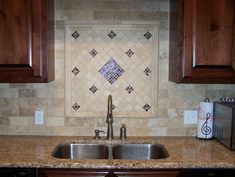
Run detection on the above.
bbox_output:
[184,110,198,124]
[35,111,44,125]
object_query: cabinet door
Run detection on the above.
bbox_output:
[0,0,54,82]
[38,169,183,177]
[169,0,235,83]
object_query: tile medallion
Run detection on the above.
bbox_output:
[66,23,159,117]
[99,58,125,84]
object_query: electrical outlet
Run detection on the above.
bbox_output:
[184,110,198,124]
[35,111,44,125]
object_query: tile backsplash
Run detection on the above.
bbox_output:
[0,0,235,136]
[65,23,158,118]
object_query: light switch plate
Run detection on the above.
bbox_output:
[184,110,198,124]
[35,111,44,125]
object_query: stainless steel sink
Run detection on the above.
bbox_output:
[112,143,169,160]
[52,143,109,159]
[52,143,169,160]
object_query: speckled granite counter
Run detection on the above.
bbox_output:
[0,136,235,169]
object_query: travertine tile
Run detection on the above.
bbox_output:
[18,89,36,97]
[0,117,9,125]
[0,0,233,137]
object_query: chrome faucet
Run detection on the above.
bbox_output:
[106,95,114,140]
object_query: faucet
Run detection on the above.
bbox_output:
[106,95,114,140]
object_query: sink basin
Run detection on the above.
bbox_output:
[112,143,169,160]
[52,143,169,160]
[52,143,109,159]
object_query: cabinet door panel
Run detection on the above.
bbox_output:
[169,0,235,83]
[0,0,32,67]
[38,169,183,177]
[0,0,54,82]
[193,0,234,67]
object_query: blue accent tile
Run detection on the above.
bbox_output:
[99,58,125,84]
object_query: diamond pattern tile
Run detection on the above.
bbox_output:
[90,49,98,57]
[108,30,116,39]
[72,103,80,111]
[126,85,134,94]
[144,67,151,76]
[144,31,152,40]
[72,67,80,75]
[99,58,125,84]
[126,49,134,58]
[90,85,98,93]
[72,31,80,39]
[66,24,158,118]
[143,104,151,112]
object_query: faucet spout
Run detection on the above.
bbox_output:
[106,95,114,140]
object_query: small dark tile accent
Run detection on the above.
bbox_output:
[144,31,152,40]
[108,30,116,39]
[112,104,116,110]
[126,49,134,58]
[90,49,98,57]
[72,103,80,111]
[126,85,134,94]
[144,67,151,76]
[143,104,151,112]
[90,85,98,93]
[99,58,125,84]
[71,31,80,39]
[72,67,80,75]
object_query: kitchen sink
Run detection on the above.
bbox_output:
[112,143,169,160]
[52,143,169,160]
[52,143,109,159]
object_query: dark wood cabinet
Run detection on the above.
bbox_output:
[38,169,184,177]
[0,0,54,82]
[169,0,235,83]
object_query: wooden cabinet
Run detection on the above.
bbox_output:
[169,0,235,83]
[0,0,54,82]
[38,169,184,177]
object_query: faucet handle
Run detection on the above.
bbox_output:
[120,124,127,140]
[94,129,105,139]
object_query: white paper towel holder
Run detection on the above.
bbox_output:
[196,98,214,140]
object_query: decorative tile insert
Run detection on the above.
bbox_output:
[71,31,80,39]
[144,31,152,40]
[108,30,116,39]
[66,23,158,117]
[72,103,80,111]
[90,49,98,57]
[144,67,151,76]
[126,85,134,94]
[126,49,134,58]
[99,58,125,84]
[72,67,80,75]
[89,85,98,93]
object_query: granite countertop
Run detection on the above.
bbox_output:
[0,135,235,169]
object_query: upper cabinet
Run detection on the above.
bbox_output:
[169,0,235,83]
[0,0,54,83]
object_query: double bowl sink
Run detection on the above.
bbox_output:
[52,143,169,160]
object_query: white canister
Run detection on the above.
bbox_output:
[197,98,213,139]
